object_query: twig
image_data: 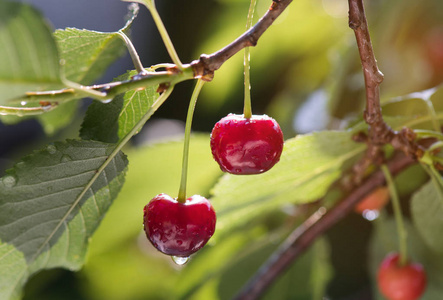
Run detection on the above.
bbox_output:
[191,0,292,78]
[347,0,423,184]
[233,153,415,300]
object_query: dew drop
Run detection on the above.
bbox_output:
[362,209,379,221]
[60,154,72,163]
[3,175,17,188]
[47,144,57,154]
[20,101,27,106]
[101,98,113,104]
[171,256,189,265]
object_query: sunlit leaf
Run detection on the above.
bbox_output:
[211,130,365,239]
[0,0,62,105]
[411,176,443,254]
[0,242,27,300]
[54,28,125,85]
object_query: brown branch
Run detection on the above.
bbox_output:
[347,0,424,184]
[233,153,415,300]
[348,0,384,126]
[190,0,292,79]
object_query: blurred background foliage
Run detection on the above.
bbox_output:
[1,0,442,299]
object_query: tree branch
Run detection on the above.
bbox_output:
[347,0,423,184]
[191,0,292,78]
[348,0,384,126]
[233,153,415,300]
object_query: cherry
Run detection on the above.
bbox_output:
[210,114,284,175]
[143,193,216,257]
[377,253,427,300]
[355,187,390,214]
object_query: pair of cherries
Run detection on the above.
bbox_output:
[143,114,284,258]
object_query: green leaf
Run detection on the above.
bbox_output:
[0,0,62,105]
[54,1,140,87]
[54,27,125,85]
[35,101,79,135]
[0,140,128,299]
[80,71,159,143]
[211,131,364,239]
[411,176,443,254]
[0,241,27,300]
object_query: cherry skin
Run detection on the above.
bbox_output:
[355,187,390,214]
[377,253,427,300]
[210,114,284,175]
[143,193,216,257]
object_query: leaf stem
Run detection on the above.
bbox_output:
[413,129,443,141]
[145,0,184,70]
[428,164,443,188]
[177,79,205,203]
[423,97,441,133]
[117,31,147,75]
[243,0,257,119]
[13,67,194,105]
[381,164,408,266]
[0,104,58,116]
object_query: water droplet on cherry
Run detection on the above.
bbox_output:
[172,256,189,265]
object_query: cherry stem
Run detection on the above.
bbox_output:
[381,164,408,266]
[243,0,257,119]
[177,79,205,203]
[117,31,146,75]
[145,0,184,70]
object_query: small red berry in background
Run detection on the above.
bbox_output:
[355,186,390,214]
[377,253,427,300]
[210,114,284,175]
[143,193,216,257]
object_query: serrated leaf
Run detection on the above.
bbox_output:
[80,70,159,143]
[0,140,128,299]
[411,177,443,254]
[54,28,126,85]
[211,131,364,239]
[0,0,62,104]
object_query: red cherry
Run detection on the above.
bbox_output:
[354,187,390,214]
[377,253,427,300]
[210,114,284,175]
[143,194,216,257]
